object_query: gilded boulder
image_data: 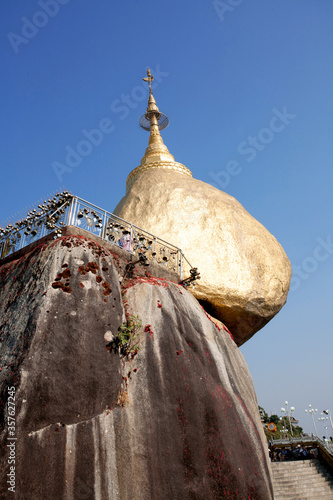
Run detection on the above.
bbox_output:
[114,169,291,345]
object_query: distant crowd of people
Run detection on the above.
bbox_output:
[269,445,319,462]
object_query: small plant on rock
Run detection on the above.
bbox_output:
[116,315,142,357]
[117,389,130,407]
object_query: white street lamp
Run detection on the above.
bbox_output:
[318,415,328,438]
[323,409,333,434]
[305,404,318,436]
[281,401,295,436]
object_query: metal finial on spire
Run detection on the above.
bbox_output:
[139,68,169,132]
[142,68,154,94]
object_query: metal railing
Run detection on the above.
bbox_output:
[272,436,333,456]
[0,194,194,280]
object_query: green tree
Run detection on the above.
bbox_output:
[269,414,280,425]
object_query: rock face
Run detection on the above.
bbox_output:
[114,169,292,345]
[0,232,273,499]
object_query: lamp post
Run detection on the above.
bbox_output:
[323,409,333,434]
[280,427,289,439]
[318,414,329,438]
[281,401,295,436]
[305,404,318,436]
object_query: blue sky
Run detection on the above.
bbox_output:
[1,0,332,436]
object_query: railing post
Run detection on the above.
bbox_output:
[101,210,107,240]
[21,231,26,250]
[130,224,134,254]
[73,197,79,226]
[40,221,45,239]
[65,198,71,225]
[66,197,76,226]
[177,251,179,277]
[180,251,183,280]
[65,198,72,226]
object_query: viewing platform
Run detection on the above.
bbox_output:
[0,192,199,284]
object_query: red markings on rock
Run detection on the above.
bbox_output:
[157,300,162,308]
[122,276,171,291]
[201,306,235,342]
[78,261,99,275]
[222,325,234,340]
[96,275,103,283]
[176,350,183,356]
[78,265,86,275]
[61,268,71,279]
[61,240,72,248]
[237,395,260,439]
[52,267,72,293]
[144,324,154,339]
[86,262,99,274]
[102,281,112,296]
[79,283,85,288]
[51,282,72,293]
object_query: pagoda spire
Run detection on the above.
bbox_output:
[125,68,193,193]
[139,68,173,162]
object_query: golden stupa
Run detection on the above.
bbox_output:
[114,69,292,345]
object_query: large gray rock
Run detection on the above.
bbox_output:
[0,233,273,499]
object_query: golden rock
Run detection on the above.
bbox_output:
[114,168,291,345]
[114,69,292,345]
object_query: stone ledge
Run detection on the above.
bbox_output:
[0,225,180,285]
